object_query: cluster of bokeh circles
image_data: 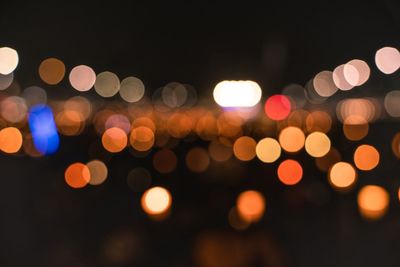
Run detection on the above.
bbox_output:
[0,45,400,226]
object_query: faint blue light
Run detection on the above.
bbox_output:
[28,105,59,155]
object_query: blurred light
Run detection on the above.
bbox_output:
[129,126,154,152]
[38,58,65,85]
[208,140,232,162]
[23,133,43,157]
[343,59,370,86]
[141,186,172,215]
[228,206,250,230]
[305,110,332,133]
[69,65,96,91]
[315,147,341,172]
[213,80,262,107]
[132,117,156,133]
[305,131,330,157]
[264,94,291,120]
[217,112,242,138]
[277,159,303,185]
[64,162,90,189]
[392,132,400,159]
[64,96,92,120]
[102,127,127,153]
[375,47,400,74]
[167,112,193,138]
[236,190,265,223]
[105,114,131,134]
[94,71,120,97]
[313,71,338,97]
[153,148,177,173]
[162,82,187,108]
[186,147,210,173]
[0,127,22,153]
[333,64,354,91]
[28,105,60,155]
[282,83,306,109]
[0,73,13,90]
[22,86,47,107]
[233,136,256,161]
[328,162,357,191]
[119,76,145,103]
[337,98,376,123]
[343,115,369,141]
[55,110,84,136]
[384,90,400,117]
[127,167,152,192]
[86,160,108,185]
[358,185,389,220]
[279,126,305,153]
[354,144,380,171]
[1,96,27,123]
[255,137,281,163]
[0,47,19,75]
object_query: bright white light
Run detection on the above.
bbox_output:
[0,47,19,75]
[213,80,262,107]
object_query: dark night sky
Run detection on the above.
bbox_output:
[0,1,400,266]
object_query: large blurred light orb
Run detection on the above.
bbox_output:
[264,94,291,120]
[375,47,400,74]
[358,185,389,220]
[141,186,172,215]
[0,47,19,75]
[213,80,262,107]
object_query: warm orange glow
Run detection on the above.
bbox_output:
[167,113,193,138]
[228,206,250,230]
[277,159,303,185]
[101,127,128,153]
[38,58,66,85]
[0,127,23,153]
[65,162,90,189]
[354,145,380,171]
[86,160,108,185]
[279,126,305,153]
[1,96,27,123]
[185,147,210,173]
[328,162,357,191]
[55,110,84,136]
[305,132,330,157]
[343,116,369,141]
[153,148,177,173]
[233,136,256,161]
[255,137,281,163]
[208,140,232,162]
[358,185,389,220]
[392,132,400,159]
[141,186,172,215]
[236,190,265,223]
[306,110,332,133]
[129,126,154,151]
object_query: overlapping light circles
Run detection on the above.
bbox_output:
[328,162,357,191]
[236,190,265,223]
[69,65,96,91]
[86,160,108,185]
[279,126,305,153]
[313,71,338,97]
[375,47,400,74]
[264,94,291,120]
[102,127,128,153]
[94,71,120,97]
[64,162,90,188]
[141,186,172,216]
[343,59,370,87]
[0,47,19,75]
[213,80,262,107]
[256,138,281,163]
[358,185,389,220]
[119,77,145,103]
[130,126,154,152]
